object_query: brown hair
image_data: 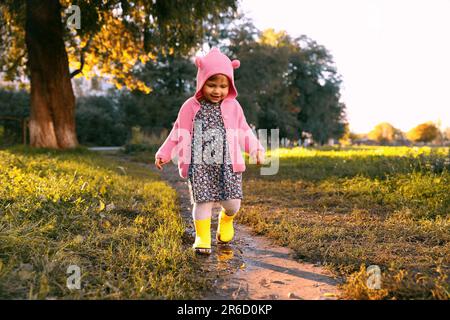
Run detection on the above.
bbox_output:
[207,74,229,83]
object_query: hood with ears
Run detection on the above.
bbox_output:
[194,47,240,101]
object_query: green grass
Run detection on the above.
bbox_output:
[0,146,205,299]
[5,144,447,300]
[239,146,449,299]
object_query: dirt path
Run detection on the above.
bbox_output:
[111,154,342,300]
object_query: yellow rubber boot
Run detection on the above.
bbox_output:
[192,218,211,254]
[216,208,237,243]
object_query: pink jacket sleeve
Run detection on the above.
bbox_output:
[155,109,183,163]
[237,104,265,157]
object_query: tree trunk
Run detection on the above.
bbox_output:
[25,0,78,148]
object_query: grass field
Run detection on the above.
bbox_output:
[1,145,448,300]
[239,146,449,299]
[0,146,206,299]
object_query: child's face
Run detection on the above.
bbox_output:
[201,74,230,103]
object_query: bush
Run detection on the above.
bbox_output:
[0,89,30,146]
[76,96,128,146]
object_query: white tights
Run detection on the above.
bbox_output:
[192,199,241,220]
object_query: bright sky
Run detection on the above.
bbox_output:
[240,0,450,133]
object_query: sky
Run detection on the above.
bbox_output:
[240,0,450,134]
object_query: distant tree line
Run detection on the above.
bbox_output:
[0,87,448,147]
[356,122,447,145]
[1,15,447,147]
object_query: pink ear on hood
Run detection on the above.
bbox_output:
[195,56,203,68]
[231,59,240,69]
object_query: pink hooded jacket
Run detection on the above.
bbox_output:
[155,47,265,179]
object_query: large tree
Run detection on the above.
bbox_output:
[289,35,347,145]
[0,0,237,148]
[407,122,439,144]
[217,21,347,143]
[223,25,304,138]
[368,122,403,144]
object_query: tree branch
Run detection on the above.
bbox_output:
[70,35,93,78]
[4,51,26,76]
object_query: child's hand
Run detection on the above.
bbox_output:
[155,158,170,170]
[256,150,265,165]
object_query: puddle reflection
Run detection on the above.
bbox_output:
[216,245,234,269]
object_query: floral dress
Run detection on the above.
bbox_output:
[187,98,243,205]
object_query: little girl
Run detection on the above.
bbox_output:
[154,47,265,254]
